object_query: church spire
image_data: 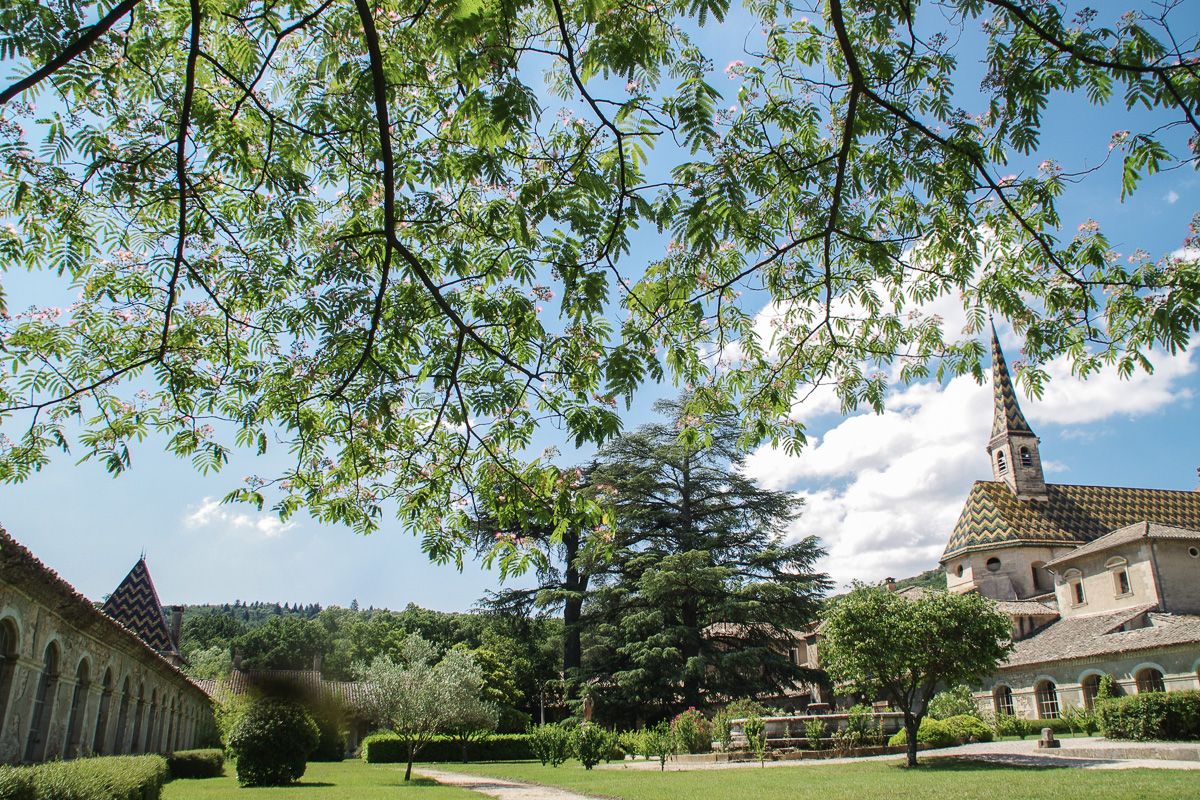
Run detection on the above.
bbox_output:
[986,324,1048,500]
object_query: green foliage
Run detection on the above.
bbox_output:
[181,645,232,682]
[235,616,331,671]
[821,586,1012,765]
[1097,674,1120,702]
[0,755,168,800]
[845,704,885,748]
[670,708,712,754]
[572,723,610,770]
[361,732,533,763]
[887,718,957,749]
[643,721,676,771]
[711,709,734,752]
[942,715,994,744]
[928,686,981,720]
[212,691,252,750]
[227,697,320,787]
[527,724,573,767]
[1098,691,1200,741]
[741,715,768,766]
[804,717,826,750]
[1061,705,1100,736]
[616,730,646,760]
[993,713,1036,739]
[166,749,226,780]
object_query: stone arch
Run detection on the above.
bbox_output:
[1133,662,1167,693]
[114,674,133,754]
[0,615,19,733]
[64,656,92,758]
[1078,669,1107,710]
[146,687,159,753]
[130,682,146,753]
[164,695,176,753]
[93,667,115,755]
[1034,677,1060,719]
[992,684,1015,716]
[25,639,61,762]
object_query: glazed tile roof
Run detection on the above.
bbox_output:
[1045,521,1200,569]
[999,604,1200,669]
[102,558,179,657]
[942,481,1200,559]
[989,326,1034,440]
[0,527,205,697]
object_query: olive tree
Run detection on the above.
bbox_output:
[820,586,1012,767]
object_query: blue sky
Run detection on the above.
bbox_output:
[2,1,1198,611]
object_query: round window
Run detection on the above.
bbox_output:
[986,557,1002,572]
[955,564,964,577]
[1188,546,1200,559]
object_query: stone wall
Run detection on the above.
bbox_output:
[0,573,212,764]
[972,645,1200,719]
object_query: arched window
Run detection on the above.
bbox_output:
[0,619,18,732]
[25,642,60,761]
[996,451,1008,475]
[93,668,114,755]
[1064,569,1086,606]
[993,685,1015,716]
[1019,447,1033,467]
[130,683,145,754]
[1136,667,1165,694]
[64,658,91,758]
[1036,680,1060,719]
[114,677,131,754]
[1081,674,1102,710]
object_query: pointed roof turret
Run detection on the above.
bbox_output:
[986,324,1048,501]
[103,558,179,658]
[990,322,1034,439]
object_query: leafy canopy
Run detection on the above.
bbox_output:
[1,0,1197,564]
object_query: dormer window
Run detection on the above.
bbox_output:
[1064,569,1086,606]
[996,451,1008,475]
[1019,447,1032,467]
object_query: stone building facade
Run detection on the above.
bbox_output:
[0,528,213,763]
[940,329,1200,718]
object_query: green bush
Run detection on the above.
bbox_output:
[804,717,826,750]
[846,704,885,746]
[928,686,981,720]
[943,714,994,743]
[227,697,320,786]
[309,706,347,762]
[644,721,676,771]
[993,712,1036,739]
[1061,705,1099,736]
[360,732,533,763]
[887,717,957,749]
[573,723,609,770]
[0,756,168,800]
[671,708,712,754]
[527,724,573,767]
[166,749,225,779]
[1098,691,1200,741]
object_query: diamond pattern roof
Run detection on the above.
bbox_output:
[942,481,1200,559]
[990,326,1034,440]
[102,559,178,657]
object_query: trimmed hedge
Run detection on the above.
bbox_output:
[0,755,169,800]
[227,697,320,786]
[942,715,994,743]
[362,732,533,763]
[166,749,225,779]
[887,718,957,749]
[1099,691,1200,741]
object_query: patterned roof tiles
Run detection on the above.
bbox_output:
[942,481,1200,559]
[989,325,1034,440]
[102,558,178,657]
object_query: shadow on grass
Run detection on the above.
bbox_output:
[902,757,1110,772]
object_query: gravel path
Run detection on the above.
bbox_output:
[416,767,605,800]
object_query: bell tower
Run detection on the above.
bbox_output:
[986,325,1048,501]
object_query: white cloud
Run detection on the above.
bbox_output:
[1171,246,1199,262]
[1165,190,1180,204]
[745,343,1196,589]
[183,497,297,538]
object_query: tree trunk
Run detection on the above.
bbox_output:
[405,742,415,781]
[903,712,919,768]
[562,530,589,674]
[681,599,701,709]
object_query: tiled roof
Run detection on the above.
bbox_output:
[200,669,369,708]
[993,599,1059,617]
[102,558,178,657]
[942,482,1200,559]
[999,604,1200,669]
[0,527,205,697]
[989,326,1034,440]
[1045,521,1200,568]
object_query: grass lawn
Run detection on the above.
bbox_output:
[430,758,1200,800]
[162,760,480,800]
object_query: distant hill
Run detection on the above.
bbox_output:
[893,566,947,592]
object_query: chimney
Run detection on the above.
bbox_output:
[170,605,184,648]
[313,653,323,674]
[884,577,897,592]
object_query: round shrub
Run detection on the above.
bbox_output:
[228,698,320,786]
[887,717,957,749]
[573,723,609,770]
[943,714,994,743]
[671,708,713,754]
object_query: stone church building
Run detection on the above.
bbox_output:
[0,528,212,763]
[941,329,1200,718]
